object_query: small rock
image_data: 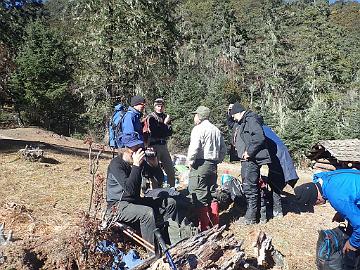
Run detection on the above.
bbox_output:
[74,166,81,171]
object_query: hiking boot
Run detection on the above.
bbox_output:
[236,217,257,225]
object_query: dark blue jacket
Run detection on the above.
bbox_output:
[263,125,298,184]
[121,106,144,144]
[314,169,360,248]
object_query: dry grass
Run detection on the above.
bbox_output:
[0,127,337,269]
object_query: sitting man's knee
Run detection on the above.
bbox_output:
[140,206,155,223]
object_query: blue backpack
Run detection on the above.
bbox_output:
[108,104,127,148]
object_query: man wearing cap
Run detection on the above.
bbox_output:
[294,169,360,269]
[187,106,226,230]
[229,102,271,225]
[120,95,146,147]
[105,136,177,246]
[145,98,176,187]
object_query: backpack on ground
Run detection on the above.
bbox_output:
[108,104,127,149]
[316,226,348,270]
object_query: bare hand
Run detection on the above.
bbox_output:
[132,149,145,166]
[332,212,345,223]
[242,151,250,160]
[164,114,171,125]
[343,240,357,253]
[146,156,159,167]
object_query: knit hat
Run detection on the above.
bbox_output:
[191,106,210,120]
[294,182,320,206]
[230,102,246,116]
[154,98,165,106]
[130,95,146,107]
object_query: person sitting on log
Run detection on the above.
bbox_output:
[105,134,178,246]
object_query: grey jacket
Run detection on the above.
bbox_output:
[187,120,226,166]
[233,111,271,165]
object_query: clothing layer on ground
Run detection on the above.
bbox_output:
[121,106,144,144]
[313,169,360,249]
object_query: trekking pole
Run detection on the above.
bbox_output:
[114,222,155,253]
[153,228,177,270]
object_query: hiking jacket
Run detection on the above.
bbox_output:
[314,169,360,248]
[148,112,172,142]
[106,155,163,203]
[263,125,298,183]
[121,106,144,143]
[233,111,271,165]
[187,119,226,166]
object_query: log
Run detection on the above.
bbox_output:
[316,158,336,164]
[147,225,263,270]
[18,145,44,161]
[251,230,286,269]
[313,162,337,171]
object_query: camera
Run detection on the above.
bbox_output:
[144,147,157,158]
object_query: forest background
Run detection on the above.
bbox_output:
[1,0,359,163]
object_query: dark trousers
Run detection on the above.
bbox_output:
[107,197,177,245]
[344,250,360,270]
[241,160,260,222]
[188,159,218,207]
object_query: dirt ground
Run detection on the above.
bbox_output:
[0,127,337,270]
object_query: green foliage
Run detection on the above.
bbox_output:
[1,0,360,163]
[9,20,84,135]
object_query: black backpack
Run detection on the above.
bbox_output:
[316,227,348,270]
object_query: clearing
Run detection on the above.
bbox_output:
[0,127,336,269]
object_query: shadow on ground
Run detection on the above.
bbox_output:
[0,138,112,159]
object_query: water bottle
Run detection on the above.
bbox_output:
[163,174,170,188]
[221,170,232,185]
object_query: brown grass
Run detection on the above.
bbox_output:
[0,127,337,269]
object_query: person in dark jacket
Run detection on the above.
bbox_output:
[229,102,271,224]
[294,169,360,269]
[106,134,177,246]
[120,95,146,147]
[146,98,176,187]
[227,104,298,221]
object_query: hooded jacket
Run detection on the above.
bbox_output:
[233,111,271,165]
[121,106,144,143]
[314,169,360,248]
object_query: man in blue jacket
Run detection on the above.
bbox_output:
[294,169,360,269]
[120,95,146,147]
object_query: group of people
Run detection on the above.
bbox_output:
[104,95,360,269]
